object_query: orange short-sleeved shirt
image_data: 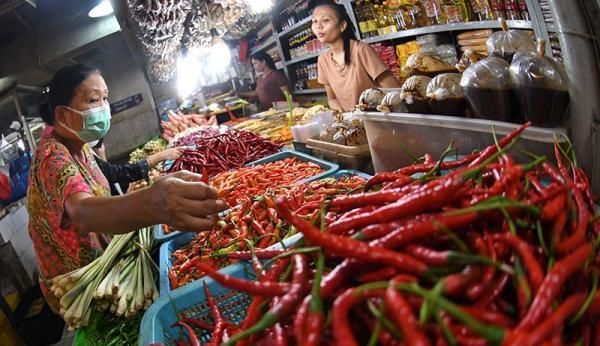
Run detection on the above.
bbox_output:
[317,40,389,112]
[27,132,111,307]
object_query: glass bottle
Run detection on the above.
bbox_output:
[504,0,520,20]
[518,0,529,20]
[489,0,506,19]
[383,2,399,33]
[422,0,446,25]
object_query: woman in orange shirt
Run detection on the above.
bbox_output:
[313,1,400,112]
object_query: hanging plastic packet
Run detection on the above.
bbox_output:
[461,52,515,122]
[357,88,386,111]
[400,76,432,114]
[509,39,569,127]
[486,18,535,62]
[426,73,466,116]
[377,91,407,113]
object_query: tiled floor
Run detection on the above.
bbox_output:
[49,327,75,346]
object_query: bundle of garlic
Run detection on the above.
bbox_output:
[49,227,158,330]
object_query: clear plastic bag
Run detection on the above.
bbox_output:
[426,73,466,116]
[357,88,386,111]
[486,20,535,62]
[377,91,407,113]
[402,53,455,76]
[400,76,432,113]
[460,56,515,121]
[509,40,569,127]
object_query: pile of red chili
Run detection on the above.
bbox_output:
[212,158,326,207]
[168,175,367,290]
[167,130,281,176]
[165,122,600,346]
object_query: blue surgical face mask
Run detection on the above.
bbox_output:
[59,104,111,143]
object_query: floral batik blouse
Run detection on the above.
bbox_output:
[27,132,111,311]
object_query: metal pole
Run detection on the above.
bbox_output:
[12,89,35,152]
[547,0,600,195]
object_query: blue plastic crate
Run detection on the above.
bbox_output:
[159,230,302,297]
[141,261,256,345]
[154,150,339,242]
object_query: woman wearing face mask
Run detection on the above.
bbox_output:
[313,0,400,112]
[28,64,227,312]
[238,51,290,111]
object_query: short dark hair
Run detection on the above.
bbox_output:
[251,51,276,70]
[311,0,357,65]
[41,63,100,125]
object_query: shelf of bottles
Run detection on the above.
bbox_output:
[277,0,312,37]
[250,35,277,55]
[292,62,324,94]
[286,28,327,64]
[353,0,532,42]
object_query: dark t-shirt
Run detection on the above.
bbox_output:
[256,70,289,110]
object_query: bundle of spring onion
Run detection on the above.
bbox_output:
[49,227,158,330]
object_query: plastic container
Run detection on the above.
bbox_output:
[155,151,338,242]
[291,121,321,143]
[141,261,257,345]
[426,73,466,116]
[159,231,303,296]
[354,111,568,173]
[306,139,371,171]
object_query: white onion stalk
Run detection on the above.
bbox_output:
[49,227,158,329]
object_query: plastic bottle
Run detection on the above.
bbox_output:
[385,1,401,32]
[422,0,446,25]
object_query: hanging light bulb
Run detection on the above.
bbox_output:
[247,0,273,13]
[176,52,201,97]
[209,28,232,71]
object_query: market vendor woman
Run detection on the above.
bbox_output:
[313,0,400,111]
[239,51,290,111]
[28,64,227,313]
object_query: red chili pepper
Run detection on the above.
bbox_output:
[443,265,483,296]
[358,267,399,283]
[332,287,385,346]
[225,248,286,260]
[293,296,311,344]
[169,270,179,290]
[493,233,544,292]
[275,199,427,275]
[509,293,587,346]
[196,262,294,296]
[554,169,592,255]
[328,165,485,235]
[203,282,226,346]
[172,321,200,346]
[180,318,214,331]
[224,255,309,345]
[467,122,530,168]
[386,275,430,346]
[517,243,594,331]
[540,192,567,222]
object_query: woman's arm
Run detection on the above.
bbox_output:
[375,71,401,88]
[64,171,227,234]
[146,147,185,169]
[238,90,258,99]
[325,85,343,112]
